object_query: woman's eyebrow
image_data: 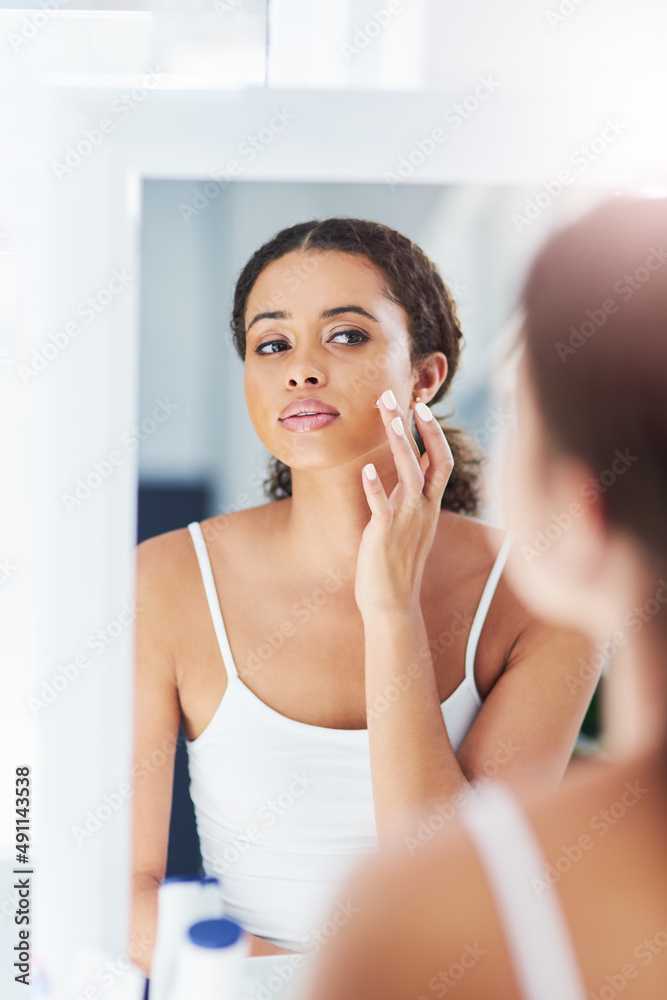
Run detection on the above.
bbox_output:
[321,305,378,322]
[246,304,378,333]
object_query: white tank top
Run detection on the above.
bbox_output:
[184,520,514,951]
[460,782,587,1000]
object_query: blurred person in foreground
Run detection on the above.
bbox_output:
[305,196,667,1000]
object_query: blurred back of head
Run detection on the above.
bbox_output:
[520,196,667,579]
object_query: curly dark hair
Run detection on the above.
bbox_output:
[230,217,486,515]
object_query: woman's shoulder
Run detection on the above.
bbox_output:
[435,508,511,575]
[135,520,200,582]
[195,501,287,567]
[133,508,270,654]
[137,501,278,565]
[433,511,543,676]
[134,525,203,640]
[335,758,627,1000]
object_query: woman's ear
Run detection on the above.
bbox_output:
[412,352,448,404]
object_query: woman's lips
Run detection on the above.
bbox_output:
[279,413,339,432]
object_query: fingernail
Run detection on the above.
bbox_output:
[415,401,433,422]
[391,416,404,436]
[381,389,397,410]
[364,463,377,479]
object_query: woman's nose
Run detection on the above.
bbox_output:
[285,350,327,388]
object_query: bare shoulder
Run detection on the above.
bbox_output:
[434,511,526,662]
[197,500,282,554]
[435,510,593,681]
[134,503,279,624]
[434,510,512,596]
[133,527,196,657]
[439,510,587,633]
[135,504,266,578]
[312,753,667,1000]
[133,516,232,638]
[134,523,197,598]
[436,508,507,557]
[343,764,611,999]
[308,806,521,1000]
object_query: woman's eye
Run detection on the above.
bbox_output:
[255,340,289,355]
[254,330,368,354]
[329,329,369,345]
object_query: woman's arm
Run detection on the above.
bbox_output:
[130,536,299,968]
[363,604,467,839]
[363,599,597,842]
[129,536,182,976]
[357,392,598,842]
[356,391,463,841]
[455,617,599,790]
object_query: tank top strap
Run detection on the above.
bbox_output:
[460,781,587,1000]
[187,521,240,681]
[464,531,514,687]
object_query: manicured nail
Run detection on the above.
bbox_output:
[381,389,397,410]
[364,463,377,479]
[415,401,433,422]
[391,416,404,436]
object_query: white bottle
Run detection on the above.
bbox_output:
[168,918,249,1000]
[149,875,224,1000]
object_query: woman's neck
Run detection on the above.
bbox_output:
[277,463,403,577]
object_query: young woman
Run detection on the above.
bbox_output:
[304,198,667,1000]
[129,217,597,974]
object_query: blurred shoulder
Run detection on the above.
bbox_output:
[309,806,520,1000]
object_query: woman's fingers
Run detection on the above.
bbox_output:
[366,389,455,512]
[375,390,424,504]
[414,400,454,502]
[361,461,394,524]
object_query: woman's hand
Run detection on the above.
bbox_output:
[354,389,454,616]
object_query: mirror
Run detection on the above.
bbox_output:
[132,176,612,976]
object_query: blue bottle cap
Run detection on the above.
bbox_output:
[161,872,219,885]
[199,876,220,886]
[188,918,243,949]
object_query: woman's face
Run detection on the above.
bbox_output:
[243,249,429,473]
